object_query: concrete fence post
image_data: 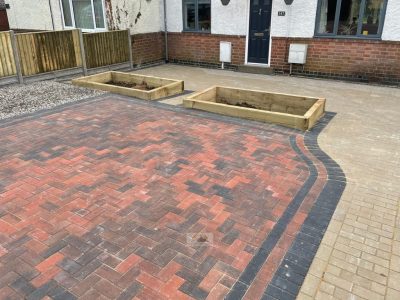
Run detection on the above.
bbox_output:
[9,30,23,84]
[78,29,88,76]
[127,28,134,70]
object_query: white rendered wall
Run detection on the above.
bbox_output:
[7,0,63,30]
[211,0,248,35]
[271,0,400,41]
[164,0,318,37]
[165,0,317,37]
[54,0,400,40]
[6,0,400,41]
[270,1,318,38]
[7,0,162,33]
[382,0,400,41]
[166,0,183,32]
[165,0,248,35]
[109,0,162,34]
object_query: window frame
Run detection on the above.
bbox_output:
[314,0,388,39]
[182,0,211,33]
[59,0,107,32]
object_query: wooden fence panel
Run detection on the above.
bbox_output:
[0,31,16,78]
[83,30,129,69]
[16,30,82,76]
[72,30,82,67]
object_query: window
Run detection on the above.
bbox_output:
[316,0,387,38]
[61,0,73,27]
[183,0,211,32]
[60,0,106,31]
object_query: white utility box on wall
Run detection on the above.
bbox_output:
[220,41,232,63]
[220,41,232,69]
[288,44,308,64]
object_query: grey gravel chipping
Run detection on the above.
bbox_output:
[0,80,106,120]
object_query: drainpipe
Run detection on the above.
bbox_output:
[163,0,168,62]
[287,3,292,74]
[48,0,55,30]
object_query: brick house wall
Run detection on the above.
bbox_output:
[129,32,400,84]
[167,32,246,67]
[271,37,400,84]
[130,31,246,68]
[131,32,165,67]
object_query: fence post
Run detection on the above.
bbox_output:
[9,30,23,84]
[78,29,88,76]
[127,28,133,70]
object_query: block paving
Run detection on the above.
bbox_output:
[136,65,400,300]
[0,96,344,299]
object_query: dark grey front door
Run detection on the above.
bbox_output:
[248,0,272,64]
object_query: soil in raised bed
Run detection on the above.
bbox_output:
[106,80,155,91]
[217,98,307,116]
[217,98,258,109]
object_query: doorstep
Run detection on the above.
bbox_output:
[237,65,274,75]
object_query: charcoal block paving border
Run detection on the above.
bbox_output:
[0,93,346,300]
[225,135,318,300]
[226,113,346,300]
[263,116,346,300]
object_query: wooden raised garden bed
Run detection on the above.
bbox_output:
[183,86,325,130]
[72,71,184,100]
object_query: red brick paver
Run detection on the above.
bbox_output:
[0,97,330,299]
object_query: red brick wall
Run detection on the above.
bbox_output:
[271,37,400,83]
[131,32,165,66]
[130,33,399,84]
[167,32,246,66]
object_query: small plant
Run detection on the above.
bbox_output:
[338,18,358,36]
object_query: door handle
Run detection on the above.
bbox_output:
[259,8,262,16]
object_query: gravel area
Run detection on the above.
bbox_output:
[0,80,106,120]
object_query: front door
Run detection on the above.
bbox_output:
[247,0,272,64]
[0,6,9,31]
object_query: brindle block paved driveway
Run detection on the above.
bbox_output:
[0,95,344,299]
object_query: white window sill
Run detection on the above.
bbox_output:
[64,26,107,33]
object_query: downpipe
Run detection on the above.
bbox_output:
[163,0,169,63]
[48,0,55,30]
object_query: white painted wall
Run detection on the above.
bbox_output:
[382,0,400,41]
[270,0,318,38]
[211,0,247,35]
[164,0,318,37]
[165,0,182,32]
[271,0,400,41]
[7,0,63,30]
[165,0,400,41]
[6,0,161,33]
[164,0,317,37]
[5,0,400,41]
[110,0,162,34]
[165,0,249,35]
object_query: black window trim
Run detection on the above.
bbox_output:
[314,0,388,39]
[182,0,211,33]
